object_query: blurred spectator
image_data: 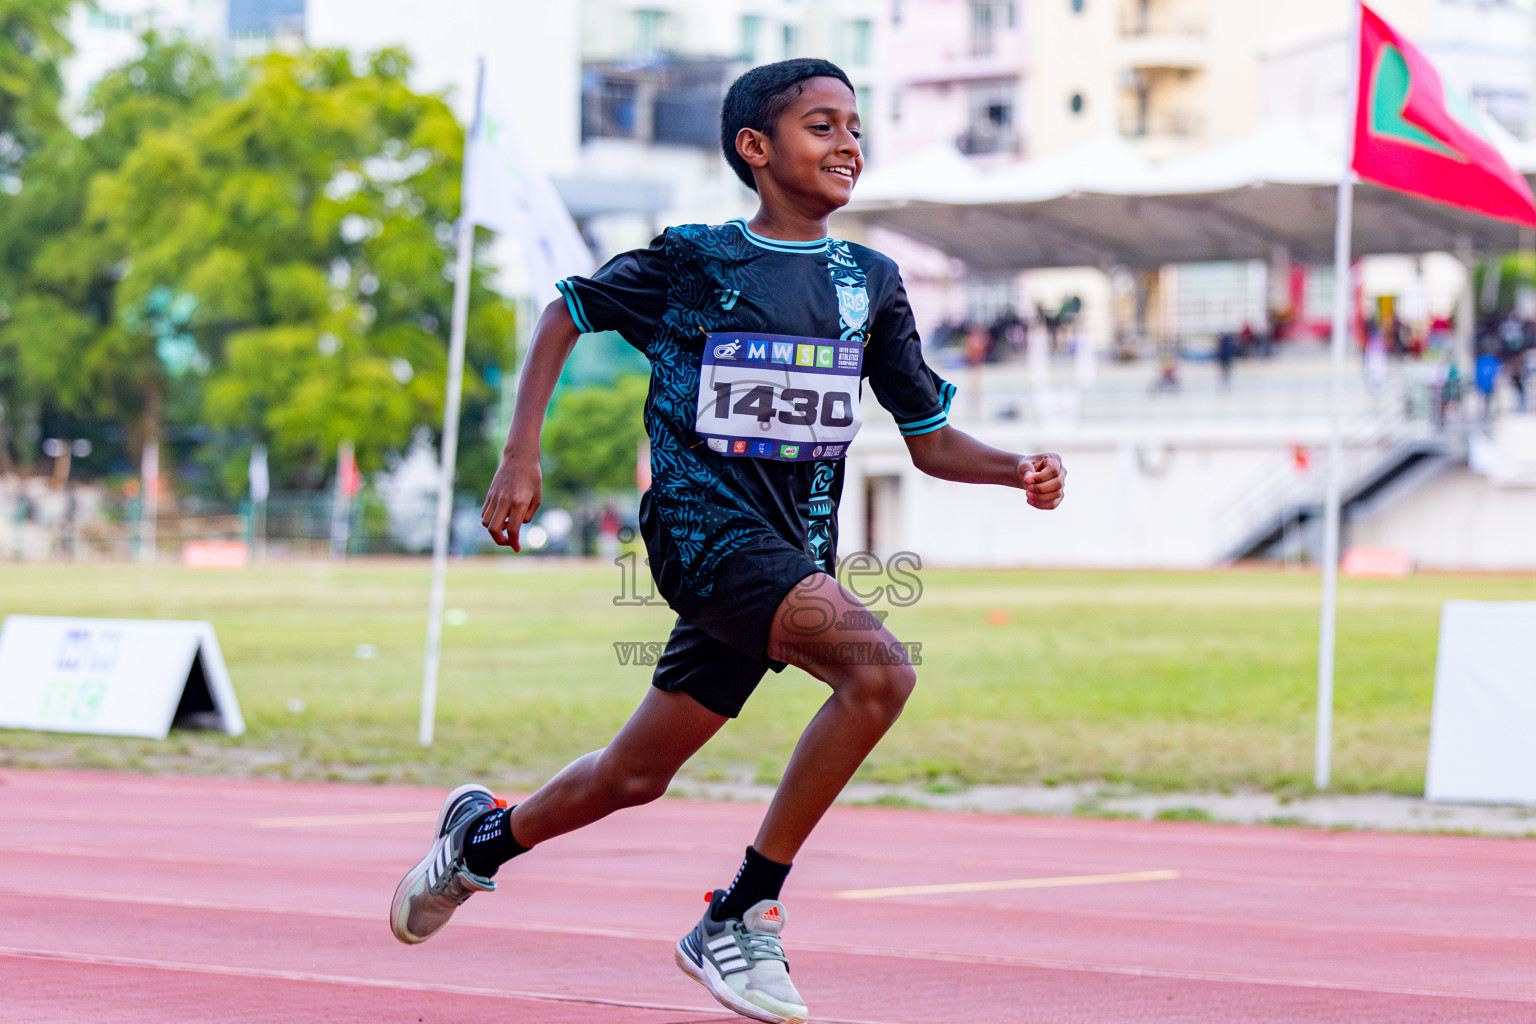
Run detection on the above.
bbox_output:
[964,323,990,366]
[598,504,621,559]
[1217,332,1237,385]
[988,310,1026,361]
[1475,351,1501,421]
[1364,324,1389,394]
[1428,316,1453,356]
[1151,344,1180,392]
[1238,323,1256,356]
[1441,362,1466,426]
[1506,355,1528,412]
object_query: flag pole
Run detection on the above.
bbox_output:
[420,56,485,748]
[1316,0,1363,790]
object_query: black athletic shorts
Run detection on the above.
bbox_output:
[649,540,822,718]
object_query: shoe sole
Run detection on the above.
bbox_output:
[389,783,494,945]
[674,939,806,1024]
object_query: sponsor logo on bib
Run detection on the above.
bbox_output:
[713,340,742,360]
[707,438,728,453]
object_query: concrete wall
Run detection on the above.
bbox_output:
[838,397,1406,568]
[1351,464,1536,571]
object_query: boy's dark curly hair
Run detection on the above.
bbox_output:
[720,58,856,191]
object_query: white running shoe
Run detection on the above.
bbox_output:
[675,890,809,1024]
[389,783,501,944]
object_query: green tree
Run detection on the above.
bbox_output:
[1,36,514,489]
[0,0,71,177]
[542,375,649,495]
[0,0,73,467]
[87,45,513,491]
[0,35,225,470]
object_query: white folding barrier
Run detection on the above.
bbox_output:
[0,616,244,739]
[1425,601,1536,805]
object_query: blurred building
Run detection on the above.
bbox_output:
[569,0,883,256]
[62,0,312,108]
[873,1,1533,165]
[227,0,305,55]
[61,0,229,110]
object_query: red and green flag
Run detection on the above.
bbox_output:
[1353,3,1536,227]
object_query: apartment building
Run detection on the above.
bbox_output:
[878,0,1532,165]
[571,0,885,256]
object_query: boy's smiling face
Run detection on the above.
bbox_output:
[738,76,863,221]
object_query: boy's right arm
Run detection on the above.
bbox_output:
[481,298,583,550]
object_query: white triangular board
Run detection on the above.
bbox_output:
[1425,601,1536,805]
[0,615,245,740]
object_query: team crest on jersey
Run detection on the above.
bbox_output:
[836,286,869,331]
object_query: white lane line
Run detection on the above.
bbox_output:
[836,869,1180,900]
[0,887,1529,1005]
[6,843,1532,901]
[253,811,436,828]
[0,946,905,1024]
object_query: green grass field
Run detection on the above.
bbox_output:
[0,561,1529,794]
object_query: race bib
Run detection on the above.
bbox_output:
[695,332,863,462]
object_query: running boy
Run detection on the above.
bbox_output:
[391,58,1065,1024]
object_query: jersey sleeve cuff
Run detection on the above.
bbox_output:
[555,278,595,334]
[935,376,957,413]
[897,411,949,436]
[896,376,957,436]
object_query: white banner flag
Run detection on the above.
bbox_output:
[248,443,269,503]
[463,67,593,304]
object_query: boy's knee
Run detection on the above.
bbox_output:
[842,662,916,720]
[886,662,918,707]
[594,755,672,808]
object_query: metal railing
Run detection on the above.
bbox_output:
[939,369,1411,426]
[0,489,467,563]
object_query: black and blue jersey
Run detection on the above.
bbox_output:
[556,219,954,619]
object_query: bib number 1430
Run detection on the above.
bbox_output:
[710,383,855,428]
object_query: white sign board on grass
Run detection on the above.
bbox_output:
[1425,601,1536,805]
[0,616,244,739]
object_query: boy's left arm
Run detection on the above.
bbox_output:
[903,426,1065,510]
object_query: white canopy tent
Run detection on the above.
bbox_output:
[839,123,1536,271]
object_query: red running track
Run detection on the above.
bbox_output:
[1,770,1533,1023]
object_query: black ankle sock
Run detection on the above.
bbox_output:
[712,845,792,921]
[462,806,531,878]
